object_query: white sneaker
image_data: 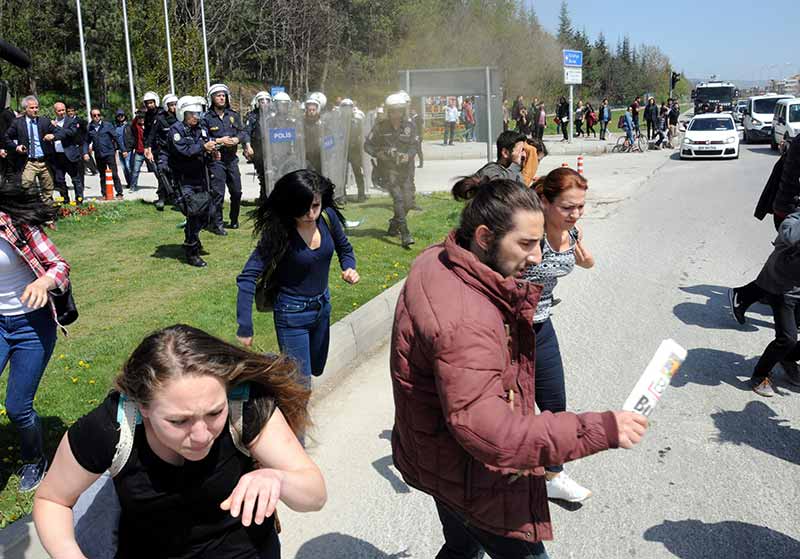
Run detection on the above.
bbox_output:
[546,472,592,502]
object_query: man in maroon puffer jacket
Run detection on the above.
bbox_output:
[390,176,648,558]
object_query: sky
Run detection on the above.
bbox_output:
[529,0,798,82]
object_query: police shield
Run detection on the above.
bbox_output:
[347,108,368,194]
[320,108,351,199]
[262,103,306,197]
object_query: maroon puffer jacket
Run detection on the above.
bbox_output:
[390,232,619,543]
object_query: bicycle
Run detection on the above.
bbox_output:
[611,130,647,153]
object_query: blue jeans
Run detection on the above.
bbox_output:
[534,318,566,473]
[128,153,145,191]
[273,290,332,382]
[435,499,549,559]
[119,152,132,186]
[0,307,57,461]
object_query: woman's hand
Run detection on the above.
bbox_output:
[20,276,56,310]
[341,268,360,285]
[237,336,253,348]
[220,468,286,527]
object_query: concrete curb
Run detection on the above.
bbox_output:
[0,280,407,559]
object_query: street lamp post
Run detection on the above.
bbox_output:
[163,0,175,93]
[200,0,210,92]
[121,0,136,116]
[75,0,91,113]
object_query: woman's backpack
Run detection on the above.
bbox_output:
[617,114,627,129]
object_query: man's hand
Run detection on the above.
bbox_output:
[82,154,90,161]
[341,268,360,285]
[16,145,27,154]
[121,152,128,158]
[237,335,253,347]
[0,149,7,158]
[144,147,153,162]
[43,133,55,142]
[613,411,648,449]
[204,141,218,153]
[244,145,254,160]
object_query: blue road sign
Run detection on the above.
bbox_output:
[270,86,286,97]
[563,50,583,67]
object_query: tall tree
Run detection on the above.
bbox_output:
[557,0,574,46]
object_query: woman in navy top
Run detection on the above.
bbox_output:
[236,169,359,382]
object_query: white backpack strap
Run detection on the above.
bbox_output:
[109,396,140,477]
[228,383,252,458]
[228,399,251,458]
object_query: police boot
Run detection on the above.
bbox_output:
[154,199,165,211]
[184,243,207,268]
[387,219,400,237]
[400,224,415,249]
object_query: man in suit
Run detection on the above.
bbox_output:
[85,107,123,199]
[3,95,64,201]
[51,102,85,204]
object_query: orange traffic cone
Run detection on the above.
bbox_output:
[577,155,584,175]
[104,169,114,200]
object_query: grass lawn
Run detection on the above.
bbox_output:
[0,192,461,527]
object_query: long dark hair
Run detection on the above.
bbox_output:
[0,184,57,227]
[114,324,311,440]
[452,175,542,248]
[250,169,344,264]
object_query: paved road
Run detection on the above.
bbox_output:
[279,142,800,558]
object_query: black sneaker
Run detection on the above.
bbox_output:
[18,457,48,492]
[224,222,239,230]
[154,199,165,211]
[729,288,746,325]
[210,227,228,236]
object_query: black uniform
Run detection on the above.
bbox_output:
[245,109,267,201]
[145,108,179,203]
[203,106,247,231]
[364,116,417,247]
[347,113,366,201]
[168,120,212,266]
[305,114,322,173]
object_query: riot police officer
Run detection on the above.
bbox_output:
[204,83,247,233]
[145,93,179,210]
[364,92,418,248]
[341,98,366,202]
[169,96,217,268]
[304,95,323,173]
[244,90,271,201]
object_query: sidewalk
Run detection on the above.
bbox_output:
[423,135,616,161]
[80,145,672,222]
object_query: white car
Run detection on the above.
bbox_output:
[742,93,792,143]
[680,113,739,159]
[771,97,800,149]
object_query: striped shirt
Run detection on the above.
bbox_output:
[523,227,579,323]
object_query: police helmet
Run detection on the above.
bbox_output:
[385,93,409,109]
[273,92,291,104]
[162,93,178,111]
[207,83,230,107]
[142,91,160,106]
[177,95,206,122]
[251,90,272,110]
[339,98,354,107]
[397,90,412,104]
[308,91,327,111]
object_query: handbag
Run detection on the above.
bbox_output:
[52,283,78,326]
[255,211,332,313]
[181,190,211,218]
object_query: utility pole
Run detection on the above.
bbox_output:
[163,0,175,93]
[75,0,91,113]
[121,0,136,115]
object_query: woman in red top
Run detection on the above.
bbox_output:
[127,111,147,192]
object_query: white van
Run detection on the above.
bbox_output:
[771,98,800,149]
[742,93,793,143]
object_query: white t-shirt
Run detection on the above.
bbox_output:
[0,239,37,315]
[445,106,460,123]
